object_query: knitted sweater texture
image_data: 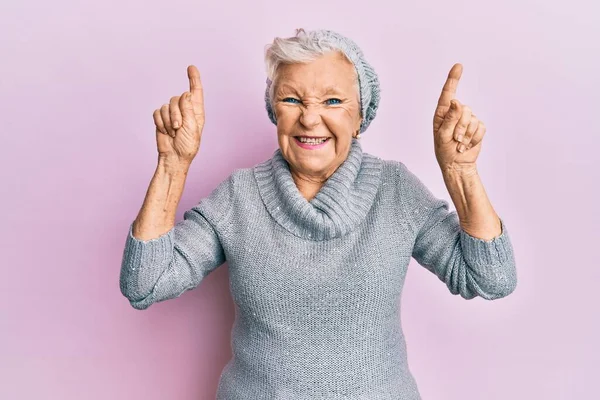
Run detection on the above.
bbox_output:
[119,138,517,399]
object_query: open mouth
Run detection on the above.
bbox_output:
[294,136,331,146]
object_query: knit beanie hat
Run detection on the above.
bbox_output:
[264,29,381,134]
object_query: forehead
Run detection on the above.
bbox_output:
[275,51,357,93]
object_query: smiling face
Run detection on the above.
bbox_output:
[272,51,362,182]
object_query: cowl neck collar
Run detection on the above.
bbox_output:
[253,138,383,241]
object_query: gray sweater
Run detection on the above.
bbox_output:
[120,138,517,399]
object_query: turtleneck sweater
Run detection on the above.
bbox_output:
[119,138,517,399]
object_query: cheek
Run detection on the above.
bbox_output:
[275,108,299,127]
[323,109,358,129]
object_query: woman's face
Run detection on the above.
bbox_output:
[272,51,362,181]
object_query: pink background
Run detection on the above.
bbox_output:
[1,0,598,399]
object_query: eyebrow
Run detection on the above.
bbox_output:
[277,84,345,96]
[322,86,344,95]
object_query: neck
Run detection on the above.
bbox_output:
[295,182,321,202]
[289,155,350,202]
[253,137,383,240]
[290,171,329,201]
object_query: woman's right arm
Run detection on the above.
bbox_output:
[131,157,190,242]
[134,63,206,242]
[119,163,234,310]
[120,65,231,310]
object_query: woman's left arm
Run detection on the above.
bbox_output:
[407,63,517,300]
[433,63,509,242]
[442,167,502,240]
[402,162,516,301]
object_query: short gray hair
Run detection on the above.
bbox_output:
[263,28,381,134]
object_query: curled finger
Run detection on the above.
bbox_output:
[454,105,472,143]
[170,95,182,130]
[160,104,175,137]
[457,115,478,152]
[153,109,168,135]
[468,121,486,149]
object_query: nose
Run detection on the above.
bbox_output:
[299,104,321,129]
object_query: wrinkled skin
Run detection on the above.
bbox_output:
[271,51,363,200]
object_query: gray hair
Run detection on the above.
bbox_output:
[263,28,381,134]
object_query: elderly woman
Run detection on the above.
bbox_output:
[120,29,517,399]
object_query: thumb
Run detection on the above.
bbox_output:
[180,92,195,124]
[437,99,462,141]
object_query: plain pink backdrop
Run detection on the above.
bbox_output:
[1,0,598,399]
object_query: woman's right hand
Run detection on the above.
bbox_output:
[153,65,205,165]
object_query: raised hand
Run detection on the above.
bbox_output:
[433,63,485,173]
[153,65,206,165]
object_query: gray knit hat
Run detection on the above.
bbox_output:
[264,29,381,134]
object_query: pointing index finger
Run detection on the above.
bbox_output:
[187,64,203,102]
[437,63,463,108]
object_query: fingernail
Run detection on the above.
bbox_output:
[450,101,456,110]
[457,134,463,143]
[458,144,466,153]
[173,121,179,128]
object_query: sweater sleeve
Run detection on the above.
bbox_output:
[119,172,236,310]
[398,163,517,300]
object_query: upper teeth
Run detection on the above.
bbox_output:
[298,137,327,144]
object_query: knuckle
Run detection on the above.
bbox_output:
[170,95,179,104]
[161,104,169,110]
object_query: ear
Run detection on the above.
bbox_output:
[355,117,363,133]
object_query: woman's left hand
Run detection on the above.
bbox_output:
[432,63,485,174]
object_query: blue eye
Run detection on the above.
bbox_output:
[282,97,300,103]
[326,98,342,105]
